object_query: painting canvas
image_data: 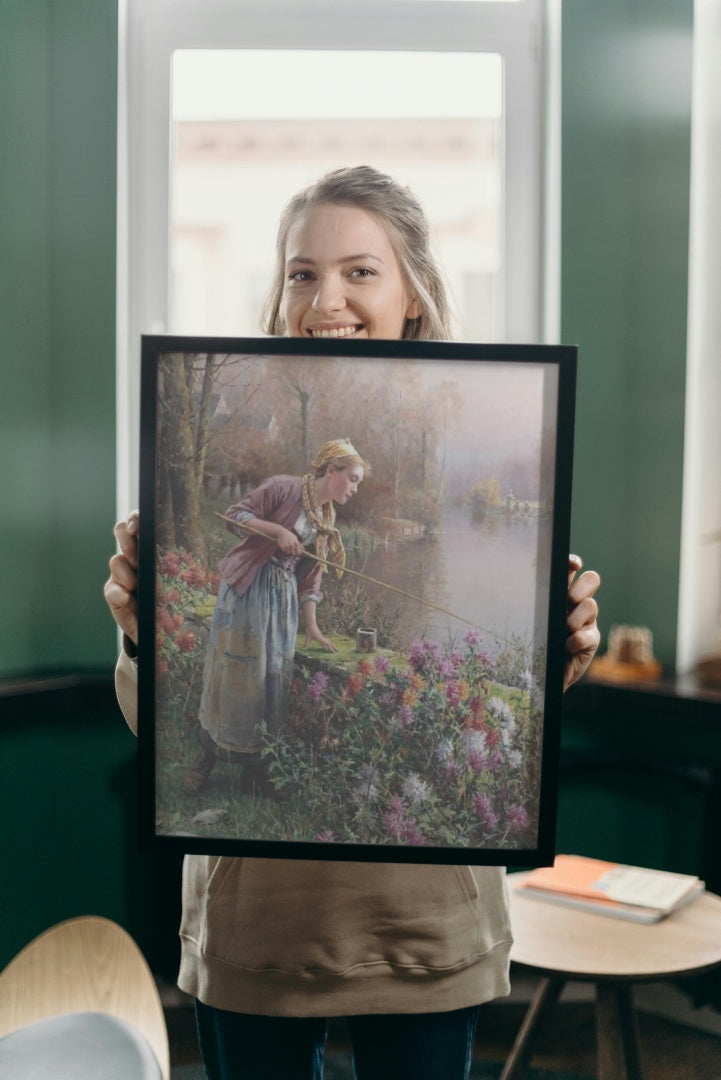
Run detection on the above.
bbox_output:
[138,336,576,864]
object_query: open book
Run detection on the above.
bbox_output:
[515,854,705,923]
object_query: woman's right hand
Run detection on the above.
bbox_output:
[103,510,139,646]
[275,525,304,556]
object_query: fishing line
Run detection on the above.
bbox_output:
[214,511,514,646]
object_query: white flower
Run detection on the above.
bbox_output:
[530,677,545,713]
[352,765,380,805]
[463,730,487,756]
[435,738,454,762]
[401,772,431,805]
[488,696,515,724]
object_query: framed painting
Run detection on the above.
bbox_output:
[137,335,577,864]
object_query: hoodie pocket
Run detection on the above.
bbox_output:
[186,858,509,976]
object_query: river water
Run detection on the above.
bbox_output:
[360,508,552,655]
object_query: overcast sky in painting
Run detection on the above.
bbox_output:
[368,357,555,482]
[223,352,556,497]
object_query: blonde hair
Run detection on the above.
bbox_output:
[310,439,370,479]
[262,166,454,341]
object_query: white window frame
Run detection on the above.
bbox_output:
[677,0,721,674]
[116,0,558,512]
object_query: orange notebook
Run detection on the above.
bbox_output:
[516,854,704,923]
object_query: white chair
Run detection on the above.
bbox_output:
[0,915,170,1079]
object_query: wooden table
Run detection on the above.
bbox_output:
[502,873,721,1080]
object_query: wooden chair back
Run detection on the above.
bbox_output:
[0,916,169,1080]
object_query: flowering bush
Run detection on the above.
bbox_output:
[262,630,543,850]
[155,548,219,733]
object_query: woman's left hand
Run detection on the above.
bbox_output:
[564,555,601,691]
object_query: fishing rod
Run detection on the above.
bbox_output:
[214,511,510,644]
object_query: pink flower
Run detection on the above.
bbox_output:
[473,792,499,832]
[408,639,442,675]
[446,680,461,707]
[507,804,529,834]
[467,751,487,774]
[401,821,425,845]
[383,795,407,836]
[308,671,329,702]
[488,750,504,770]
[397,705,415,728]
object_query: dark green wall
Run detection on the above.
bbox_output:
[562,0,693,669]
[0,0,118,676]
[0,0,131,972]
[0,682,183,974]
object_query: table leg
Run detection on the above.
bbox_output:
[499,976,565,1080]
[596,982,643,1080]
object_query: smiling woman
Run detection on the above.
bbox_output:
[282,205,421,340]
[263,167,451,341]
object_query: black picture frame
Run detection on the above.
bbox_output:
[138,335,576,865]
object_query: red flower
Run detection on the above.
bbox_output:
[174,630,197,653]
[357,659,373,677]
[181,566,207,588]
[160,551,182,576]
[158,609,177,635]
[345,675,364,698]
[469,697,485,721]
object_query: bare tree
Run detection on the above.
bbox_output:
[158,353,206,559]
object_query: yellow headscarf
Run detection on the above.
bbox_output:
[309,438,360,474]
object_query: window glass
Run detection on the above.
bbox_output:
[170,50,503,341]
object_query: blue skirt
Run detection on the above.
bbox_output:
[197,562,298,754]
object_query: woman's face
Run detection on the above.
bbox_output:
[327,463,364,504]
[281,203,421,340]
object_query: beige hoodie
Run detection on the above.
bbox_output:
[116,651,512,1016]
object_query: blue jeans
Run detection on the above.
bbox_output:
[195,1000,481,1080]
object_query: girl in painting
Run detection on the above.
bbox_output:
[184,437,367,795]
